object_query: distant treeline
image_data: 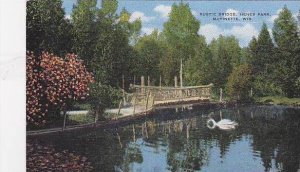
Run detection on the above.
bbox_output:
[27,0,300,105]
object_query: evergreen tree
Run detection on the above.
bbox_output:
[247,37,258,64]
[272,6,299,97]
[249,23,280,96]
[254,23,274,75]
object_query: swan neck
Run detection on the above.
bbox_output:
[211,119,217,125]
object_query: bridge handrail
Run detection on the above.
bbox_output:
[131,83,213,90]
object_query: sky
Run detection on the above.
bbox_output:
[62,0,300,47]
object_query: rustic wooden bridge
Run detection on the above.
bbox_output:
[130,84,213,107]
[105,83,214,117]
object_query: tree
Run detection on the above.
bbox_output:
[184,35,212,86]
[118,8,142,45]
[135,30,163,84]
[246,37,258,64]
[26,52,94,125]
[209,35,241,88]
[71,0,98,67]
[272,6,299,97]
[248,23,280,96]
[163,2,200,60]
[252,23,274,75]
[101,0,118,18]
[159,46,179,86]
[226,64,252,101]
[26,0,72,56]
[160,2,200,84]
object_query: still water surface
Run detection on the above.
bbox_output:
[28,105,300,172]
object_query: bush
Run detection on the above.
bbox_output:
[226,64,252,101]
[26,52,94,125]
[87,83,122,120]
[253,74,283,97]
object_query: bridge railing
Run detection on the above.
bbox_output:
[130,84,213,105]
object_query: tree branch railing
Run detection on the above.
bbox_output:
[130,84,213,106]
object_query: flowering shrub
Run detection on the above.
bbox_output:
[26,52,94,125]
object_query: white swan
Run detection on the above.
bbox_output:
[207,118,238,131]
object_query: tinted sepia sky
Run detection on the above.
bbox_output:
[63,0,300,47]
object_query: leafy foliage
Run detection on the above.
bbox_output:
[26,52,94,125]
[209,35,241,88]
[87,83,122,119]
[184,36,212,86]
[226,64,253,101]
[26,0,72,56]
[159,2,200,84]
[272,6,300,97]
[135,30,163,84]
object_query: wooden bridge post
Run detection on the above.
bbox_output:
[151,94,155,108]
[141,76,145,94]
[145,91,151,111]
[62,111,67,131]
[133,94,137,115]
[148,76,150,86]
[117,99,123,119]
[209,84,213,100]
[159,75,162,88]
[174,76,178,87]
[180,58,183,88]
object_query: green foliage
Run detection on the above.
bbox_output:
[135,30,164,84]
[252,23,274,75]
[163,2,200,61]
[247,23,279,97]
[209,35,241,88]
[26,0,72,56]
[253,75,283,97]
[119,8,142,45]
[159,2,200,84]
[272,6,299,97]
[226,64,253,101]
[71,0,98,65]
[245,37,258,64]
[101,0,118,17]
[184,36,212,85]
[273,6,298,49]
[88,83,122,117]
[159,47,180,86]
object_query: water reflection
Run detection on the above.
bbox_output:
[27,105,300,172]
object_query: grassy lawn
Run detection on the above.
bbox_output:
[255,96,300,106]
[68,113,95,125]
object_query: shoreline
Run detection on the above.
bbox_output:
[26,98,300,136]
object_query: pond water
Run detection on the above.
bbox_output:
[27,105,300,172]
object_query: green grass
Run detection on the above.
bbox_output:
[71,103,92,111]
[68,113,94,125]
[255,96,300,106]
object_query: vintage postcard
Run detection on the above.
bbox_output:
[5,0,300,171]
